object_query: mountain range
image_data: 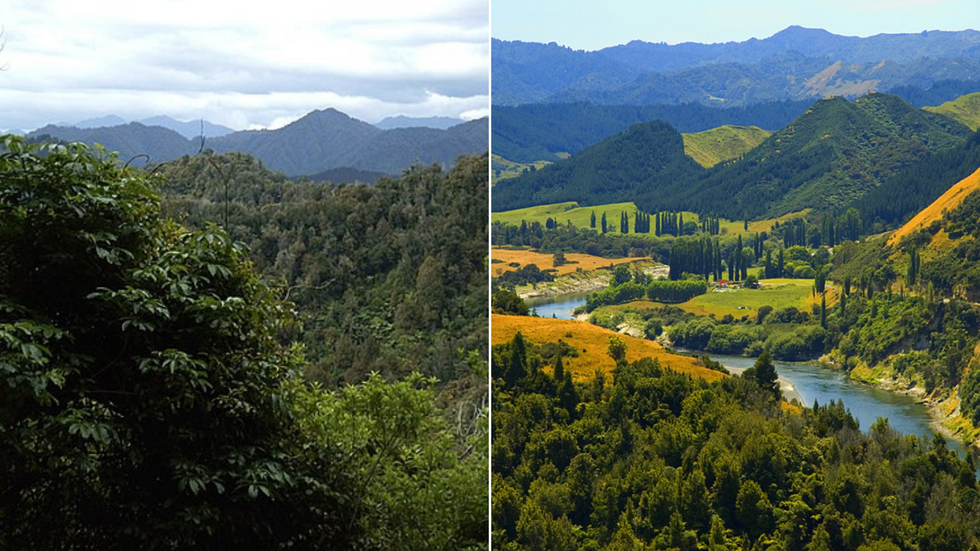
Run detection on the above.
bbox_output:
[67,115,237,139]
[494,26,980,106]
[374,115,465,130]
[28,109,488,178]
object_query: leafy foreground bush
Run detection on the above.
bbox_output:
[0,138,486,549]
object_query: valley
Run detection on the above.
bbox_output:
[491,22,980,550]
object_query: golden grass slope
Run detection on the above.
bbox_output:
[888,165,980,247]
[491,314,724,383]
[924,92,980,131]
[491,247,648,276]
[682,125,773,168]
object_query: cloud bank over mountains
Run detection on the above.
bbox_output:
[0,0,489,131]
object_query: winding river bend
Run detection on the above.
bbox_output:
[527,292,967,457]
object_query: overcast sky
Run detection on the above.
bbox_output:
[493,0,979,51]
[0,0,489,132]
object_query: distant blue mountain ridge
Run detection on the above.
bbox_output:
[29,108,488,178]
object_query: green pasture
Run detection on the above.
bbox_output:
[491,154,557,185]
[595,278,831,321]
[492,201,700,238]
[492,199,810,241]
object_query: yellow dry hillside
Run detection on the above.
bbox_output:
[491,314,724,383]
[888,165,980,247]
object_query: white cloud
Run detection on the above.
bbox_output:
[0,87,489,131]
[0,0,489,130]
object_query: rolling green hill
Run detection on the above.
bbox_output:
[680,92,974,217]
[925,92,980,130]
[492,100,811,164]
[493,93,973,218]
[490,120,705,212]
[682,125,772,168]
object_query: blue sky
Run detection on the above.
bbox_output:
[492,0,980,50]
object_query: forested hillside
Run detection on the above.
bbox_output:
[852,129,980,230]
[490,120,704,212]
[158,151,489,388]
[492,100,811,163]
[492,334,980,550]
[888,79,980,107]
[0,138,487,548]
[492,93,973,219]
[679,93,972,217]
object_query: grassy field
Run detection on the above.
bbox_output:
[889,165,980,247]
[602,278,838,320]
[718,210,809,236]
[493,200,809,238]
[491,247,649,276]
[682,125,773,168]
[491,314,724,383]
[491,154,559,186]
[924,92,980,131]
[491,201,665,234]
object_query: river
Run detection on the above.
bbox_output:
[525,292,589,319]
[530,292,968,456]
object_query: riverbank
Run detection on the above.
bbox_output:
[840,359,979,452]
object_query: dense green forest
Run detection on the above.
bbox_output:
[851,129,980,230]
[0,138,488,548]
[888,80,980,108]
[491,120,705,212]
[157,150,489,388]
[492,100,813,163]
[492,334,980,550]
[492,94,973,219]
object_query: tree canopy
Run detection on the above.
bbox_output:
[0,137,487,549]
